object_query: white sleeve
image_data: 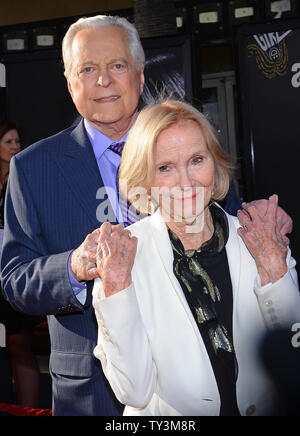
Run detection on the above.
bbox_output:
[92,279,156,408]
[254,248,300,330]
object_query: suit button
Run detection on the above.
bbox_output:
[246,405,256,416]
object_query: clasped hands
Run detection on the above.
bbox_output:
[70,222,138,298]
[70,195,292,292]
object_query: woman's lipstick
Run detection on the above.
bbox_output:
[181,193,198,202]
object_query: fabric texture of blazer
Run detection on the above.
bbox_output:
[0,119,122,416]
[93,207,300,416]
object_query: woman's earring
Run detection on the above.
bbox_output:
[148,195,152,214]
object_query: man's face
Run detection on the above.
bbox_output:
[67,26,144,139]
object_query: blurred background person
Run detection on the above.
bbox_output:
[0,122,21,227]
[0,121,44,408]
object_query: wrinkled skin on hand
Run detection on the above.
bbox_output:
[96,222,138,297]
[242,197,293,246]
[238,195,288,286]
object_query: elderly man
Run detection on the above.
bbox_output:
[0,15,144,417]
[0,15,292,416]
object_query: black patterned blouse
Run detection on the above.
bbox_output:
[168,202,240,416]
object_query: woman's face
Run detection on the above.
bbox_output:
[0,129,21,164]
[152,120,215,224]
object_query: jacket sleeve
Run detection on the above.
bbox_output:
[254,248,300,330]
[0,155,85,316]
[93,279,156,408]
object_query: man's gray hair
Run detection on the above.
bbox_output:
[62,15,145,77]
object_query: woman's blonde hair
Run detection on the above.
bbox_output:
[119,99,232,213]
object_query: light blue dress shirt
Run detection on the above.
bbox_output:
[68,119,128,304]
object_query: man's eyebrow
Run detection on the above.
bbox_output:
[108,58,129,64]
[77,61,97,68]
[77,58,129,68]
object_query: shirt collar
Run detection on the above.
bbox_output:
[84,119,128,160]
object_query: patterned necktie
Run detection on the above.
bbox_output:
[108,141,125,156]
[108,142,141,227]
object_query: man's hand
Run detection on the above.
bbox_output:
[241,197,293,246]
[70,228,102,282]
[70,225,127,282]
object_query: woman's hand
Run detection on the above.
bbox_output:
[237,195,288,286]
[96,223,138,298]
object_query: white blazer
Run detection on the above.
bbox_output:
[93,208,300,416]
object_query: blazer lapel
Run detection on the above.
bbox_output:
[148,210,200,315]
[225,213,242,307]
[53,119,118,228]
[149,208,242,321]
[147,209,223,396]
[148,209,175,277]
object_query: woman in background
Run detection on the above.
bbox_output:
[0,121,43,408]
[0,122,21,226]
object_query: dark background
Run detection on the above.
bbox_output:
[1,1,300,413]
[0,2,299,269]
[0,33,197,148]
[235,18,300,270]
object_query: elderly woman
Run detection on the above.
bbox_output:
[92,100,300,416]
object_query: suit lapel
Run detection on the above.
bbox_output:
[53,119,118,228]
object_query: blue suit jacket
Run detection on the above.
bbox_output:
[0,119,122,416]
